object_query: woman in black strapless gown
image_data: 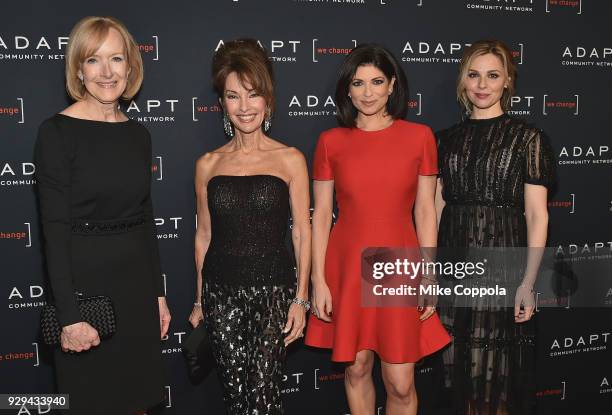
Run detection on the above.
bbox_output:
[188,39,311,414]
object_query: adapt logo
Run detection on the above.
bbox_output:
[161,330,187,355]
[561,45,612,68]
[509,95,536,117]
[155,216,183,240]
[0,34,68,61]
[465,0,535,13]
[601,377,612,394]
[292,0,366,5]
[555,241,612,259]
[1,161,36,187]
[549,332,610,357]
[281,372,304,394]
[124,98,179,123]
[288,94,336,118]
[558,145,611,167]
[215,39,302,63]
[401,40,470,64]
[0,98,24,123]
[7,285,46,311]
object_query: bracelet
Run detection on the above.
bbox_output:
[517,285,534,293]
[193,302,202,307]
[290,298,311,311]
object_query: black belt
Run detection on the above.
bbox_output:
[445,201,520,208]
[71,213,148,235]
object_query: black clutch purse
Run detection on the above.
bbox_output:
[40,294,117,346]
[182,322,215,383]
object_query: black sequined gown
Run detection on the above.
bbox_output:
[436,114,555,415]
[202,174,295,415]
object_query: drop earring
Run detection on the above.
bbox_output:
[264,117,271,133]
[263,108,272,132]
[223,112,234,137]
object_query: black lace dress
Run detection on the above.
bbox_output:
[436,114,555,415]
[202,175,295,415]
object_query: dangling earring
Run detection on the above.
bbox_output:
[264,116,272,132]
[223,112,234,137]
[78,74,84,84]
[263,108,272,133]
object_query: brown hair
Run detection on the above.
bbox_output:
[65,16,143,101]
[457,39,517,113]
[212,39,275,115]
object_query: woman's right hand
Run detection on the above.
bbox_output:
[188,305,204,328]
[311,280,333,322]
[60,322,100,353]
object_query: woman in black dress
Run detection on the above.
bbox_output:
[187,39,311,414]
[35,16,170,414]
[436,40,555,415]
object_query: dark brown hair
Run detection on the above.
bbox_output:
[335,44,408,128]
[212,39,275,114]
[457,39,517,113]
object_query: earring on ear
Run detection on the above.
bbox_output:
[78,74,84,83]
[263,108,272,133]
[223,112,234,137]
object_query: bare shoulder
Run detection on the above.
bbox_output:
[195,152,220,181]
[280,146,307,176]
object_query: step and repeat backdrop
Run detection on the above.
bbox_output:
[1,0,611,414]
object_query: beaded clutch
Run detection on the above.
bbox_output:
[40,294,116,346]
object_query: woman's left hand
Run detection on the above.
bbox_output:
[514,285,535,323]
[158,296,171,338]
[283,302,306,347]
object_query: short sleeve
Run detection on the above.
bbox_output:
[312,132,333,180]
[418,127,439,176]
[524,130,556,189]
[34,119,81,327]
[142,130,165,296]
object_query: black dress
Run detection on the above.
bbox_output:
[436,114,555,415]
[202,175,295,415]
[35,114,165,414]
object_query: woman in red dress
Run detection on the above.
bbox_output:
[305,44,450,415]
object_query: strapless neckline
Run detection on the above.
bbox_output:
[207,174,288,188]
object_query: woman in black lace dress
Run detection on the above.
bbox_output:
[187,39,311,414]
[436,40,555,415]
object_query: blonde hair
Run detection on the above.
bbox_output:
[65,16,143,101]
[457,39,516,113]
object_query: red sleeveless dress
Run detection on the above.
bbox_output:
[304,119,451,363]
